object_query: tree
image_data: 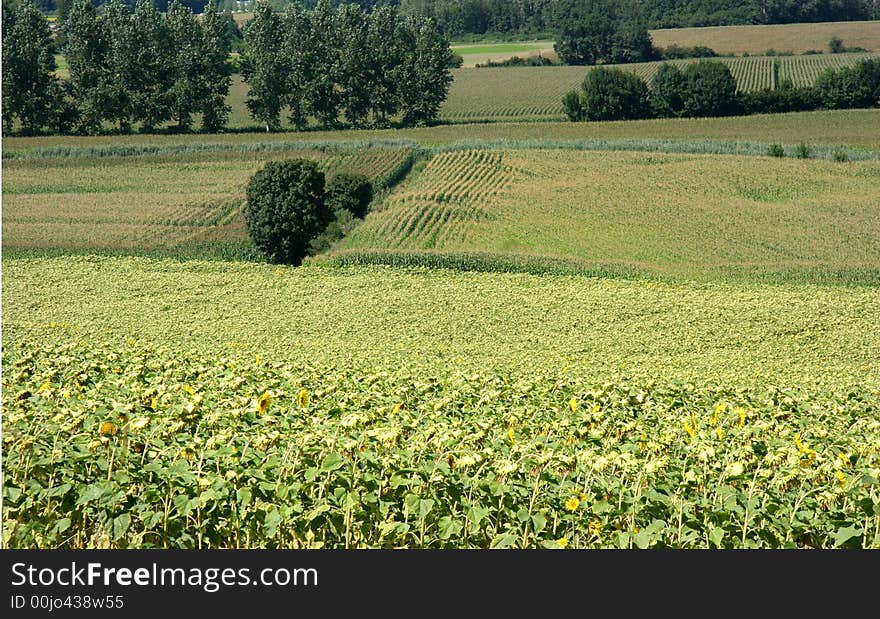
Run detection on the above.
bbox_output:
[306,0,344,128]
[562,89,584,120]
[200,1,233,132]
[395,16,454,126]
[610,18,657,64]
[650,63,686,117]
[64,0,109,134]
[554,10,614,65]
[552,0,655,66]
[167,1,205,131]
[281,2,311,129]
[579,67,652,121]
[828,36,845,53]
[242,0,287,131]
[103,0,137,132]
[245,159,333,265]
[815,59,879,109]
[365,4,403,124]
[335,2,372,126]
[130,0,174,132]
[681,60,738,117]
[326,173,373,219]
[1,2,18,133]
[2,0,63,134]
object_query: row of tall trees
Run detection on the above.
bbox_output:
[66,0,232,133]
[2,0,67,134]
[2,0,232,134]
[242,0,454,131]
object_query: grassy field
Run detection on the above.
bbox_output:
[7,109,879,154]
[3,256,879,548]
[2,146,415,258]
[332,148,880,284]
[651,20,880,55]
[451,41,556,67]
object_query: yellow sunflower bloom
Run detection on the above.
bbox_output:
[256,391,272,416]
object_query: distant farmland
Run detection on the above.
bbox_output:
[451,40,556,67]
[218,53,880,126]
[439,53,879,122]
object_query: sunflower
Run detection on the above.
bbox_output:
[256,391,272,416]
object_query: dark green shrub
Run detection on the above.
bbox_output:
[681,60,738,118]
[325,173,374,219]
[477,55,556,68]
[738,85,821,115]
[767,143,785,157]
[650,63,687,117]
[580,67,652,121]
[795,142,812,159]
[244,159,331,265]
[308,208,356,256]
[833,150,849,162]
[661,44,717,59]
[562,90,585,121]
[857,58,880,105]
[828,37,845,54]
[815,65,871,109]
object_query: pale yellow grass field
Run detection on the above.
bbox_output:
[651,21,880,55]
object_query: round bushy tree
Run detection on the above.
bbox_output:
[681,60,738,118]
[562,89,585,121]
[580,67,651,121]
[245,159,332,265]
[325,173,373,219]
[650,63,687,117]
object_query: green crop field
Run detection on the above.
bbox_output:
[651,20,880,55]
[4,256,879,548]
[2,146,415,258]
[451,41,556,67]
[332,148,880,284]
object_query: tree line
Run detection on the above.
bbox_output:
[2,0,232,135]
[241,0,454,132]
[397,0,878,37]
[25,0,880,37]
[1,0,454,135]
[563,57,880,122]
